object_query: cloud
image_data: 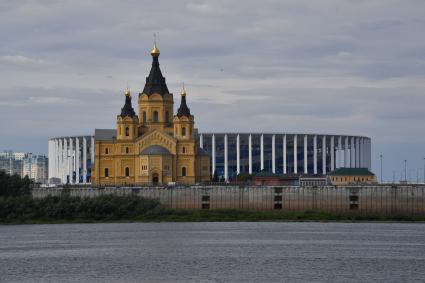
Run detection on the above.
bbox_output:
[1,55,45,65]
[0,0,424,177]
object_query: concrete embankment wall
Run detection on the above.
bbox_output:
[32,185,425,215]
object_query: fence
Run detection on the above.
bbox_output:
[32,185,425,216]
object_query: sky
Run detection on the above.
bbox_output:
[0,0,424,182]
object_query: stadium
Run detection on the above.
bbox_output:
[48,133,371,184]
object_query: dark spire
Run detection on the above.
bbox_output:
[141,43,169,96]
[120,90,137,118]
[177,88,192,118]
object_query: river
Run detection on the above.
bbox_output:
[1,222,424,282]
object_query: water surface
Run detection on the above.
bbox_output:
[1,222,424,282]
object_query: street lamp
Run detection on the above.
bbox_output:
[404,160,407,183]
[380,154,383,184]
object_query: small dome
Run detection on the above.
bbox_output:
[124,89,131,97]
[150,43,160,57]
[181,87,186,97]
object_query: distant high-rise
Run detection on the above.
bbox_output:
[0,150,48,183]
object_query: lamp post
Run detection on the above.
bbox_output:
[404,160,407,183]
[380,154,383,183]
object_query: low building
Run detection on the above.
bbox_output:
[328,168,376,186]
[252,170,281,186]
[299,176,328,186]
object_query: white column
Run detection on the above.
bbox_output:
[272,134,276,173]
[75,137,80,184]
[283,135,287,174]
[337,136,342,168]
[212,134,216,175]
[260,134,264,170]
[367,139,372,170]
[52,139,59,178]
[91,136,95,167]
[355,137,360,168]
[48,140,53,181]
[313,135,317,175]
[345,136,350,168]
[304,135,308,174]
[322,136,326,175]
[224,134,228,181]
[83,137,87,183]
[54,139,58,179]
[69,138,73,184]
[294,135,298,174]
[364,138,368,169]
[236,134,240,175]
[200,134,203,149]
[350,137,356,168]
[330,136,335,171]
[58,139,62,183]
[62,139,69,184]
[248,134,252,174]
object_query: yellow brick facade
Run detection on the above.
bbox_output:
[92,44,210,186]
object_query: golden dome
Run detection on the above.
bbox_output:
[150,43,160,57]
[181,84,186,97]
[124,89,131,97]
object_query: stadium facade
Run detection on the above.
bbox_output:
[48,133,371,184]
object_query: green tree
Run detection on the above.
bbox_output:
[0,171,32,197]
[212,170,219,182]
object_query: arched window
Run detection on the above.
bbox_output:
[104,168,109,177]
[125,167,130,177]
[105,148,109,154]
[153,111,159,122]
[182,147,186,153]
[182,127,186,137]
[165,111,169,123]
[125,127,129,136]
[143,111,146,123]
[126,147,129,154]
[182,167,186,177]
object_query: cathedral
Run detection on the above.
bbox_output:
[92,43,211,186]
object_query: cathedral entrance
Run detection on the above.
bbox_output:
[152,173,159,185]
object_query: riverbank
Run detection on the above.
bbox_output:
[2,208,425,224]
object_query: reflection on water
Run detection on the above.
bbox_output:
[1,222,425,282]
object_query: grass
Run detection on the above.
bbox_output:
[2,209,425,224]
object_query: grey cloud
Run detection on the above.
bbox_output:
[0,0,424,177]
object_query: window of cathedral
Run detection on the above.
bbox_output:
[105,148,109,154]
[182,147,186,153]
[182,167,186,177]
[104,168,109,177]
[182,127,186,137]
[165,111,169,123]
[125,127,129,136]
[126,147,129,154]
[153,111,159,122]
[125,167,130,177]
[143,111,146,123]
